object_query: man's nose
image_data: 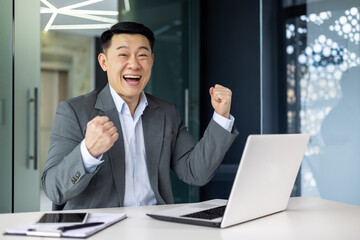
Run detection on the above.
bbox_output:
[127,56,141,69]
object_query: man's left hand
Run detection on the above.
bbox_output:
[209,84,232,119]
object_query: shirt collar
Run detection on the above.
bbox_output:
[109,85,148,115]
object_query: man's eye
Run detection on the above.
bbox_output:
[119,54,128,57]
[139,54,148,57]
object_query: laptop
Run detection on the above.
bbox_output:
[146,134,310,228]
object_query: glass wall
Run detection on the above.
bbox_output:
[0,0,14,213]
[282,0,360,205]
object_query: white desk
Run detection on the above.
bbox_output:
[1,197,360,240]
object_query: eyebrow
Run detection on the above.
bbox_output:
[116,46,150,52]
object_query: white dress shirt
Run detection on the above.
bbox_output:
[80,86,235,207]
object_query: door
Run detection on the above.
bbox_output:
[0,0,14,213]
[14,0,41,212]
[0,0,41,213]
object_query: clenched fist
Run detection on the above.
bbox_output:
[209,84,232,119]
[85,116,119,158]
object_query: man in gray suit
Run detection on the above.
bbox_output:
[42,22,238,210]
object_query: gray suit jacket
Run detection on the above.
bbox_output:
[42,84,238,210]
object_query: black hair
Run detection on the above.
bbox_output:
[100,22,155,53]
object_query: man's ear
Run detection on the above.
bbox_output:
[151,53,154,68]
[98,53,108,71]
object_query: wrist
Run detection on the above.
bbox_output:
[215,110,230,119]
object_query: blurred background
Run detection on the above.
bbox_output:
[0,0,359,213]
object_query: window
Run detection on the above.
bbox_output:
[282,0,360,205]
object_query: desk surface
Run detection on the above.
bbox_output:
[1,197,360,240]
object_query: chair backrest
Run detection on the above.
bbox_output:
[52,202,66,211]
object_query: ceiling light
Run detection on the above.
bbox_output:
[41,0,56,10]
[44,13,57,31]
[41,0,118,32]
[60,12,117,23]
[40,8,118,16]
[124,0,130,12]
[50,24,113,30]
[61,0,104,10]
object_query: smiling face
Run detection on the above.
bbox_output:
[98,33,154,106]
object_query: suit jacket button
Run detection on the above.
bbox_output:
[75,172,81,178]
[70,177,77,184]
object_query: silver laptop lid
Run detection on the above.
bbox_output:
[221,134,309,228]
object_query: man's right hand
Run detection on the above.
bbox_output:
[85,116,119,158]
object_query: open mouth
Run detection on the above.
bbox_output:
[123,75,141,84]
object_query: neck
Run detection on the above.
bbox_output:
[122,95,140,118]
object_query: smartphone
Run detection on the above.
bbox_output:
[36,213,89,225]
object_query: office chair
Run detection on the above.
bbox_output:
[52,202,66,211]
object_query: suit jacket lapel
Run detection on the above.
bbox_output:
[94,84,125,206]
[142,95,164,201]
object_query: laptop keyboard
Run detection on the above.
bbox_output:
[181,205,226,220]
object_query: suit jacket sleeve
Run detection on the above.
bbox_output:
[41,101,97,205]
[170,106,238,186]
